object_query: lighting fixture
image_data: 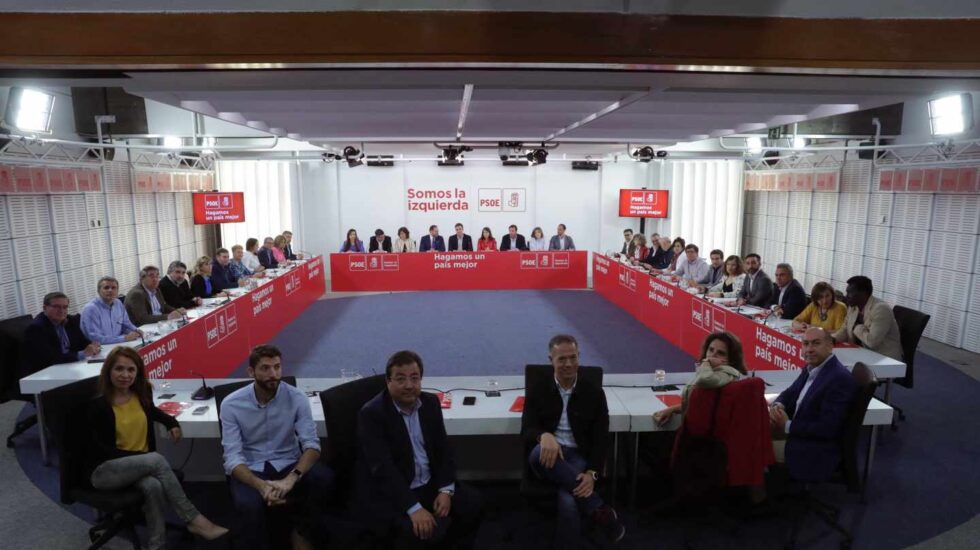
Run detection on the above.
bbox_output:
[366,155,395,167]
[928,93,973,136]
[631,146,655,162]
[343,145,364,168]
[439,146,471,166]
[526,148,548,165]
[2,87,56,134]
[571,161,599,171]
[746,136,763,155]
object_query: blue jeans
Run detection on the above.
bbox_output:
[529,444,603,548]
[229,461,335,550]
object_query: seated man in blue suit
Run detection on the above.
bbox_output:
[418,225,446,253]
[769,327,858,482]
[25,291,101,374]
[357,350,483,549]
[765,263,808,320]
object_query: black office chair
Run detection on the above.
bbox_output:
[40,376,145,549]
[319,374,386,503]
[508,364,605,546]
[1,314,37,448]
[785,362,878,550]
[889,306,930,425]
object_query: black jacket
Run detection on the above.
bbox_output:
[369,236,393,253]
[643,248,674,269]
[357,390,456,519]
[24,313,90,375]
[190,274,217,299]
[159,276,196,309]
[521,377,609,472]
[284,243,298,261]
[258,247,279,269]
[500,234,528,251]
[447,234,473,252]
[766,278,808,320]
[83,395,179,482]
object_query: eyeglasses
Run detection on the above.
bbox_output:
[46,304,69,310]
[390,375,421,385]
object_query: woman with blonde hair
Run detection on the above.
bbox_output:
[84,347,228,548]
[190,256,226,299]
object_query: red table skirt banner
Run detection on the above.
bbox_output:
[593,254,805,372]
[140,256,327,380]
[330,251,588,291]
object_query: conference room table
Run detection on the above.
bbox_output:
[19,257,327,463]
[329,250,589,291]
[144,371,893,507]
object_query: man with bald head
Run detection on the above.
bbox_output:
[769,328,857,482]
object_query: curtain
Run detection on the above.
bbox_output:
[216,160,294,249]
[663,160,744,257]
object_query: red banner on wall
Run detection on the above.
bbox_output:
[192,192,246,224]
[593,255,804,372]
[618,189,669,218]
[331,251,588,292]
[140,258,326,379]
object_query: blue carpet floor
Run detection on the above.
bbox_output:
[11,289,980,549]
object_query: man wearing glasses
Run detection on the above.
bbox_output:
[25,291,101,374]
[357,350,483,548]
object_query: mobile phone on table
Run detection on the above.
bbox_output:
[192,406,209,415]
[463,396,477,406]
[157,393,176,400]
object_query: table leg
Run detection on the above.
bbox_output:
[36,397,49,466]
[629,433,639,510]
[610,432,619,506]
[862,426,878,503]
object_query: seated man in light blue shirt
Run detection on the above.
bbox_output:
[80,276,142,345]
[356,350,483,549]
[220,345,335,550]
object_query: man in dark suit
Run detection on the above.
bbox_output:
[24,292,100,374]
[736,253,773,307]
[499,224,527,251]
[159,261,202,309]
[258,237,279,269]
[357,350,483,549]
[522,335,625,546]
[282,230,303,260]
[447,223,473,252]
[618,228,634,257]
[211,248,239,292]
[126,266,185,326]
[369,229,393,253]
[766,263,808,320]
[770,327,858,482]
[418,225,446,253]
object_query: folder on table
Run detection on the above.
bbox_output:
[656,394,682,408]
[509,396,525,413]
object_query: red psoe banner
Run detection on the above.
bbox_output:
[592,254,804,372]
[192,191,246,224]
[331,251,588,291]
[140,257,327,379]
[618,189,669,218]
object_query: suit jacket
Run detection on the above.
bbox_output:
[419,235,446,252]
[737,270,773,306]
[521,377,609,472]
[283,243,298,261]
[125,284,175,326]
[447,234,473,252]
[210,261,237,293]
[24,313,91,375]
[644,247,673,269]
[620,241,635,257]
[82,395,178,483]
[369,236,393,253]
[190,274,219,299]
[257,247,279,269]
[766,279,808,320]
[500,234,528,251]
[356,390,456,520]
[159,276,196,309]
[774,355,857,482]
[831,295,903,361]
[548,235,576,251]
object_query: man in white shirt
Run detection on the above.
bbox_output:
[672,244,710,286]
[242,238,266,274]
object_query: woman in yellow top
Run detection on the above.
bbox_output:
[793,281,847,332]
[84,347,227,549]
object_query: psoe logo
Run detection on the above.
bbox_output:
[478,188,526,212]
[630,190,658,205]
[348,255,367,271]
[520,253,538,269]
[203,193,231,211]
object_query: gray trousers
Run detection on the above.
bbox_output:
[91,452,200,550]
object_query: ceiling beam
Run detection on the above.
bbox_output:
[455,83,473,141]
[543,89,653,142]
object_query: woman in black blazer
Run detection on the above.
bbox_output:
[189,256,226,299]
[84,347,227,548]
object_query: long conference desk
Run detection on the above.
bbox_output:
[20,256,327,462]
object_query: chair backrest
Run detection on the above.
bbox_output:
[38,376,100,505]
[892,305,930,389]
[839,362,877,493]
[319,374,387,498]
[0,315,32,402]
[213,376,297,435]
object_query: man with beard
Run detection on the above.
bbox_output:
[159,261,202,309]
[220,345,335,549]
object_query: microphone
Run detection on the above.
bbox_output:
[139,330,147,348]
[190,370,215,400]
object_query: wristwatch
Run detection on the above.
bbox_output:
[586,469,598,481]
[291,468,303,478]
[439,488,455,497]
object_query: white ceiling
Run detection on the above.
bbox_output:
[119,68,980,148]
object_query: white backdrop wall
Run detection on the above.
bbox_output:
[743,154,980,353]
[268,158,743,280]
[217,160,296,250]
